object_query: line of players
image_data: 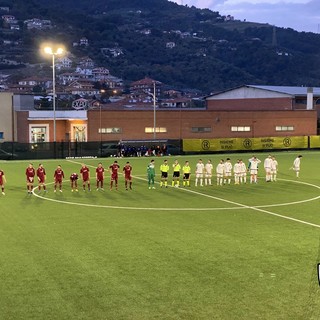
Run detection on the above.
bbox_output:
[24,160,132,194]
[197,155,279,186]
[0,154,302,196]
[147,156,279,189]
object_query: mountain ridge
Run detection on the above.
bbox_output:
[2,0,320,93]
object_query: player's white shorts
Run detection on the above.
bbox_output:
[265,167,271,174]
[205,173,212,178]
[216,173,223,178]
[250,169,258,175]
[196,173,203,179]
[225,172,232,177]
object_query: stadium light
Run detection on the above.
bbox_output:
[44,46,64,145]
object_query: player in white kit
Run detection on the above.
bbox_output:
[216,159,225,186]
[233,159,241,185]
[264,155,272,182]
[239,159,247,184]
[292,155,302,178]
[195,159,205,187]
[224,158,232,185]
[248,156,261,184]
[271,156,278,181]
[204,160,213,186]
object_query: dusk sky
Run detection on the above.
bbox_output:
[171,0,320,33]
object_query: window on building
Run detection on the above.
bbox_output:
[295,99,307,104]
[72,125,87,142]
[191,127,212,133]
[231,126,251,132]
[275,126,294,131]
[98,128,122,134]
[30,126,48,143]
[145,127,167,133]
[0,132,3,139]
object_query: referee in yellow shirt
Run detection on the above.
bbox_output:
[172,159,181,187]
[160,159,169,188]
[182,161,191,187]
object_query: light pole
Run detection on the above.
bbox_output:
[99,102,102,142]
[44,46,63,145]
[145,82,157,139]
[153,82,156,140]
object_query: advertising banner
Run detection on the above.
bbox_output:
[309,135,320,148]
[183,136,308,152]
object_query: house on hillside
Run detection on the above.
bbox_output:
[65,80,99,97]
[78,57,94,69]
[24,18,52,30]
[56,56,73,70]
[130,77,162,97]
[18,77,52,90]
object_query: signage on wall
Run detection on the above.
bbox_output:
[72,98,89,110]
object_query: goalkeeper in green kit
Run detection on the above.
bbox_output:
[147,159,156,189]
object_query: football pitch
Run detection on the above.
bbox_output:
[1,151,320,320]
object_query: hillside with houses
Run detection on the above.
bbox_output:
[0,0,320,100]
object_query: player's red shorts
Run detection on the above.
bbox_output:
[38,177,45,183]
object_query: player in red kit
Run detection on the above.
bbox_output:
[70,173,78,192]
[54,165,64,192]
[36,163,47,193]
[0,168,6,195]
[123,161,133,190]
[80,163,91,191]
[109,160,120,190]
[96,162,105,191]
[26,163,35,195]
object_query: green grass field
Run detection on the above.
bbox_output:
[1,151,320,320]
